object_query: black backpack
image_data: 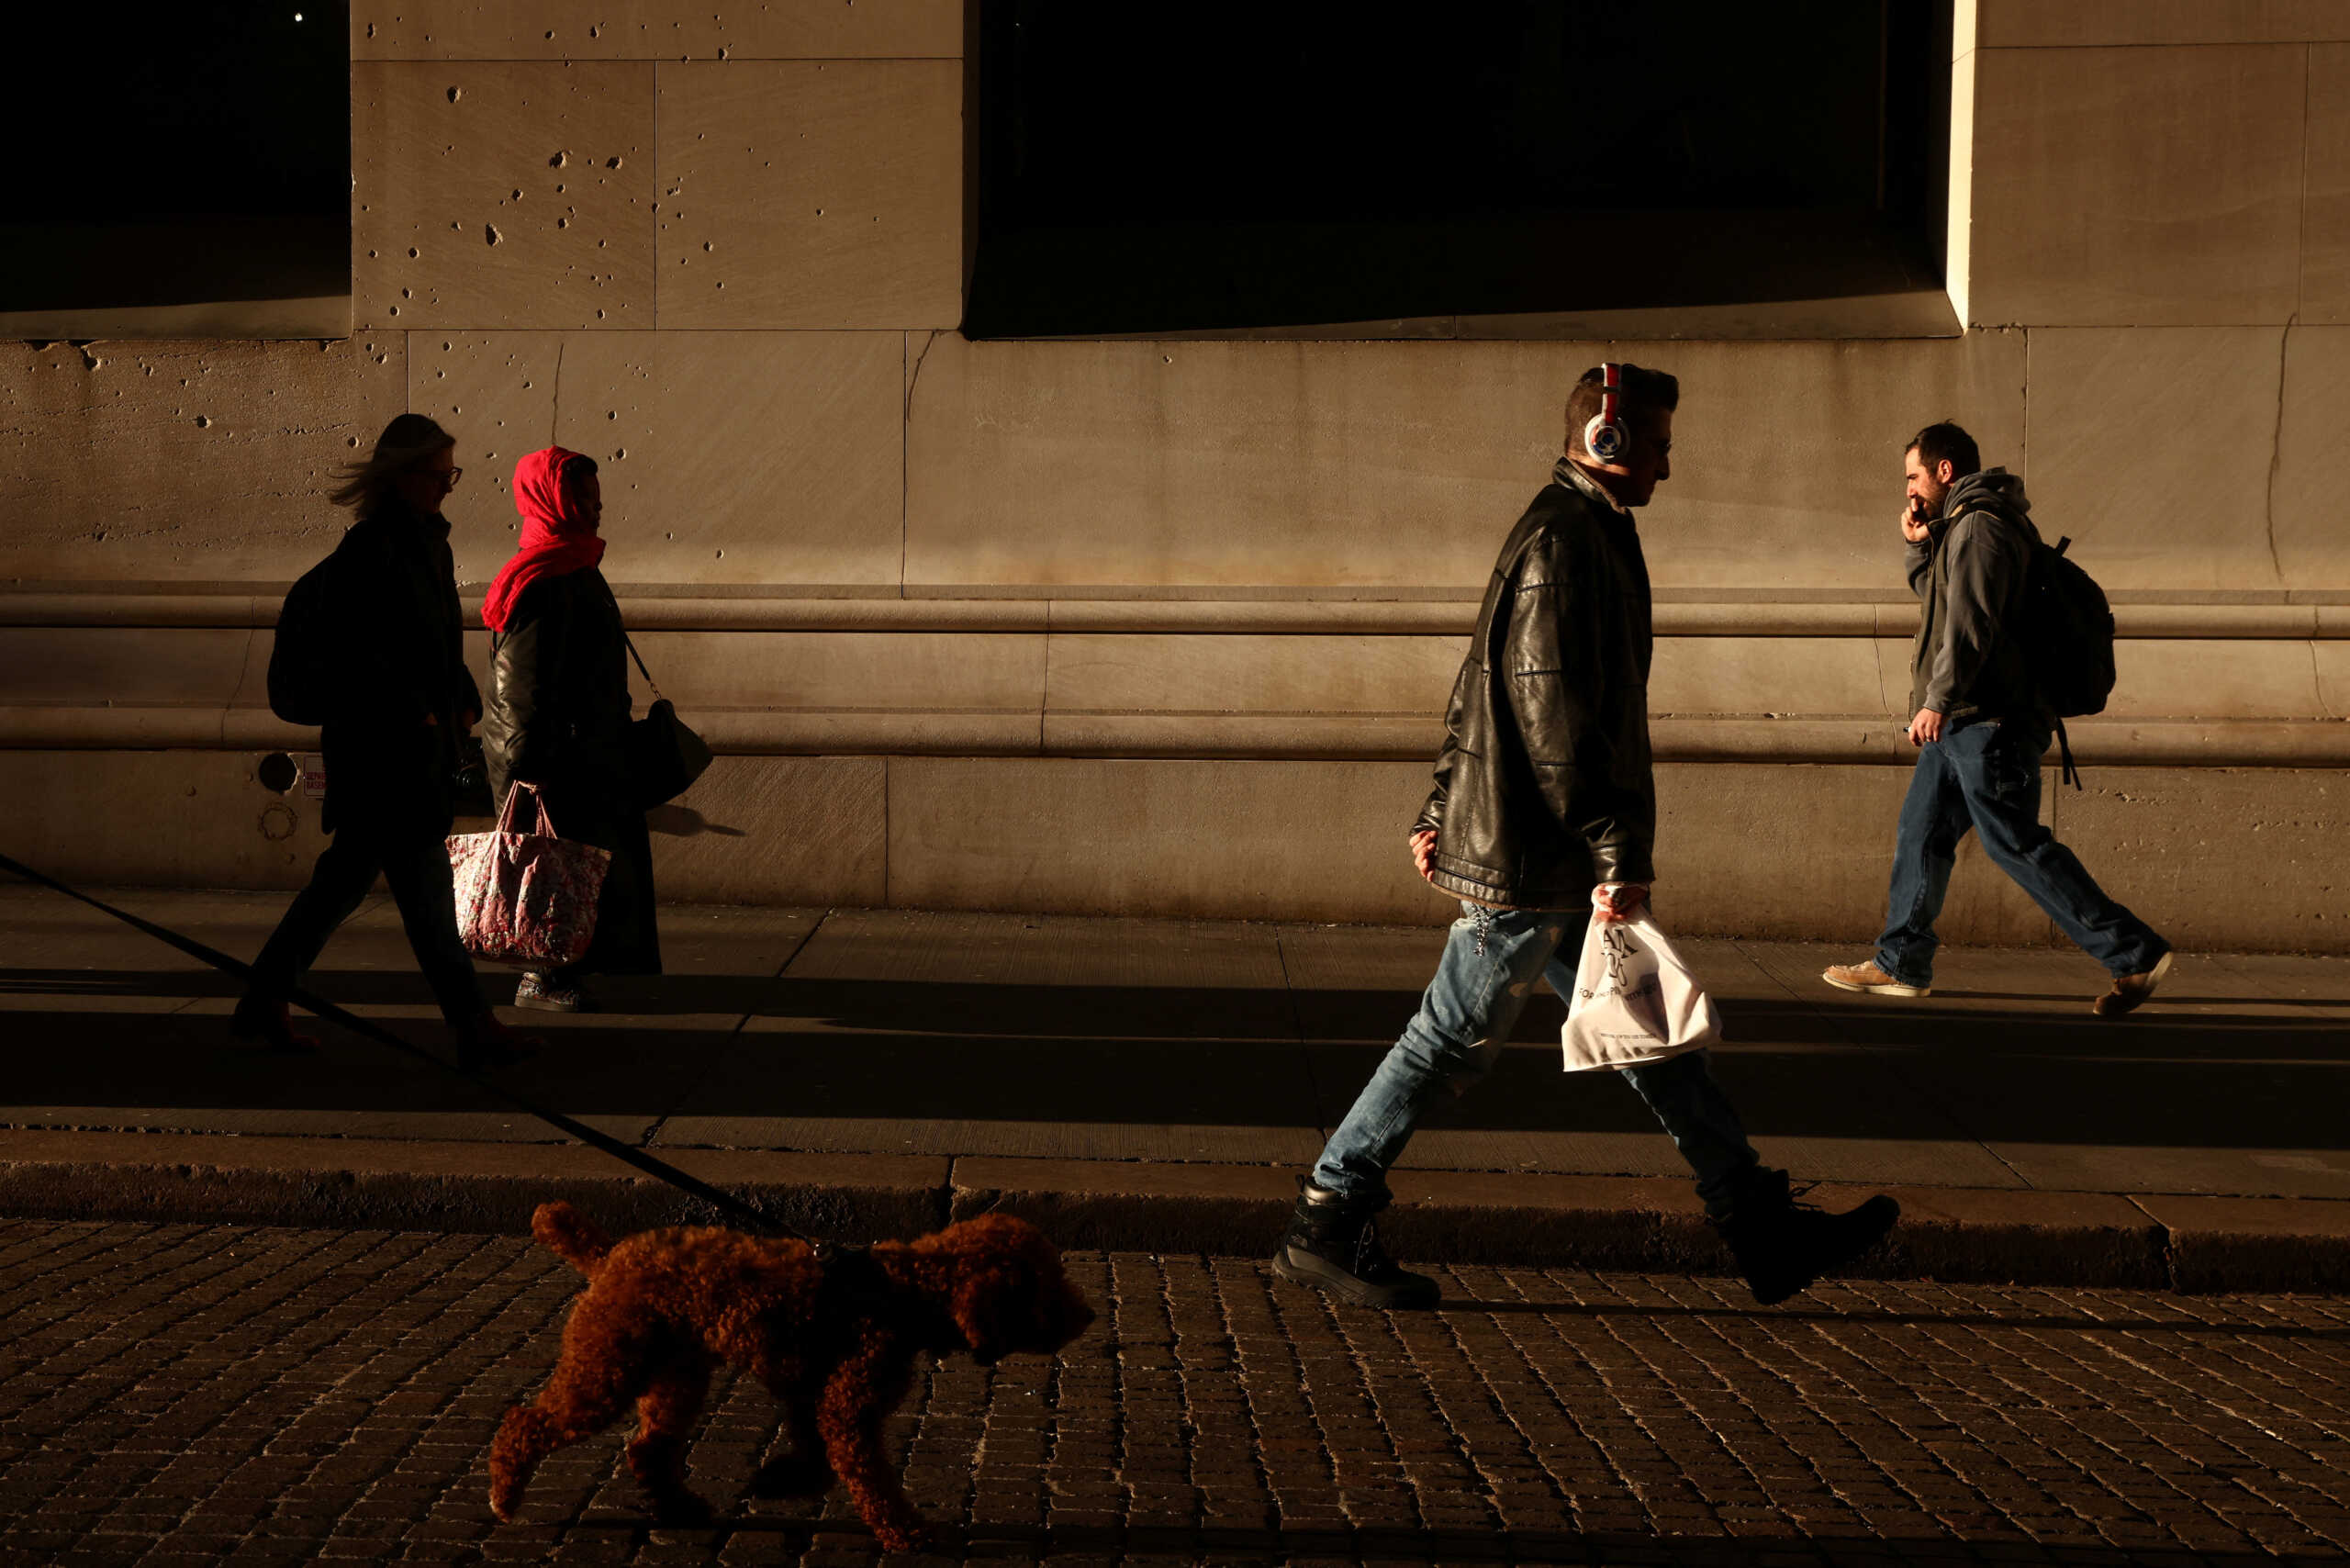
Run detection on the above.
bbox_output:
[267,548,345,726]
[2016,532,2116,788]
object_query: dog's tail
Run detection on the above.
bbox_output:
[532,1202,612,1276]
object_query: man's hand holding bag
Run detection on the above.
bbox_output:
[1561,888,1721,1071]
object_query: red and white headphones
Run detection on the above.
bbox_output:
[1583,363,1628,464]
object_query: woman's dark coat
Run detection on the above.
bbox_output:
[320,498,480,836]
[479,566,661,975]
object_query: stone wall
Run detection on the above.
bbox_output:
[2,0,2344,950]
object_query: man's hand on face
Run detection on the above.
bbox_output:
[1593,882,1651,924]
[1907,707,1946,746]
[1410,828,1439,885]
[1900,506,1932,545]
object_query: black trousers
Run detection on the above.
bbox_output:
[248,807,485,1025]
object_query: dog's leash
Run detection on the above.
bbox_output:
[0,850,815,1244]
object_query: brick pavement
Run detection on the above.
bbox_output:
[2,1220,2347,1567]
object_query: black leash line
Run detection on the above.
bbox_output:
[0,850,800,1242]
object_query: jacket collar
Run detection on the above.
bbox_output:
[1555,455,1631,516]
[368,496,453,543]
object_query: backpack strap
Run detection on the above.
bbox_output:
[2053,717,2082,791]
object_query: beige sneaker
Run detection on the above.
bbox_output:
[2092,950,2174,1019]
[1820,960,1930,998]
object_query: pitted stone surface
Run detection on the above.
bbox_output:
[4,1220,2349,1566]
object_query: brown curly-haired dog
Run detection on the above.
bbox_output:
[488,1203,1094,1552]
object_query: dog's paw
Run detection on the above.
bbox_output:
[747,1452,833,1498]
[487,1484,520,1524]
[870,1518,931,1555]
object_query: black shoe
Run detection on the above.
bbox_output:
[229,995,319,1055]
[514,972,595,1014]
[1715,1167,1899,1306]
[453,1014,542,1072]
[1270,1178,1441,1310]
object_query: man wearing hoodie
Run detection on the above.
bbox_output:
[1271,364,1901,1314]
[1823,422,2173,1015]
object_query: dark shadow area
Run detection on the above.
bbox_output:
[2,7,349,314]
[580,1514,2349,1567]
[968,2,1951,337]
[1441,1300,2350,1340]
[10,969,2344,1047]
[0,967,2344,1153]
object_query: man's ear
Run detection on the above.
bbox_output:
[1936,459,1956,487]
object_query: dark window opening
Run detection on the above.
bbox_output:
[3,6,351,337]
[967,2,1952,339]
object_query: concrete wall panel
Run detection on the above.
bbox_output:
[1966,47,2306,326]
[655,62,963,330]
[2048,768,2348,954]
[352,62,655,331]
[883,756,2056,941]
[2307,47,2350,323]
[886,756,1448,924]
[1043,634,1464,718]
[2315,643,2350,718]
[626,631,1046,713]
[647,756,888,905]
[904,334,2027,592]
[408,331,904,587]
[2024,328,2288,589]
[0,340,408,583]
[1656,764,2051,946]
[352,1,961,60]
[2109,640,2329,720]
[1979,2,2350,46]
[1649,638,1895,719]
[2273,326,2350,585]
[0,629,256,708]
[0,752,335,890]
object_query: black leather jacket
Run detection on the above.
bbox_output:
[480,566,632,811]
[1416,460,1656,907]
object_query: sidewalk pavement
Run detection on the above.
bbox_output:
[3,885,2348,1294]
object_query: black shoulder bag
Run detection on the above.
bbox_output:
[621,633,713,810]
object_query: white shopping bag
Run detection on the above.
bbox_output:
[1561,912,1721,1071]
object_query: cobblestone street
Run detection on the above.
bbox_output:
[3,1220,2347,1567]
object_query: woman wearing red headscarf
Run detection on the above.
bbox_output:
[478,447,661,1010]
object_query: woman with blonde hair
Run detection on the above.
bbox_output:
[232,413,538,1070]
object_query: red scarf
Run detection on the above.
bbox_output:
[481,447,608,633]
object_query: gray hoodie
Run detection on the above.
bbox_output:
[1906,466,2049,727]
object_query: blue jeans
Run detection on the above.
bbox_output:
[1874,717,2167,989]
[1313,902,1762,1219]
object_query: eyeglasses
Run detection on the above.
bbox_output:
[425,467,463,490]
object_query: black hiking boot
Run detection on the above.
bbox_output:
[1270,1179,1441,1310]
[1714,1167,1899,1306]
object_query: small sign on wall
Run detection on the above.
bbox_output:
[298,755,327,801]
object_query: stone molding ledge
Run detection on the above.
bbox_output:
[5,588,2350,639]
[3,706,2344,767]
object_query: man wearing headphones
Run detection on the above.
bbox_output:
[1273,364,1900,1311]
